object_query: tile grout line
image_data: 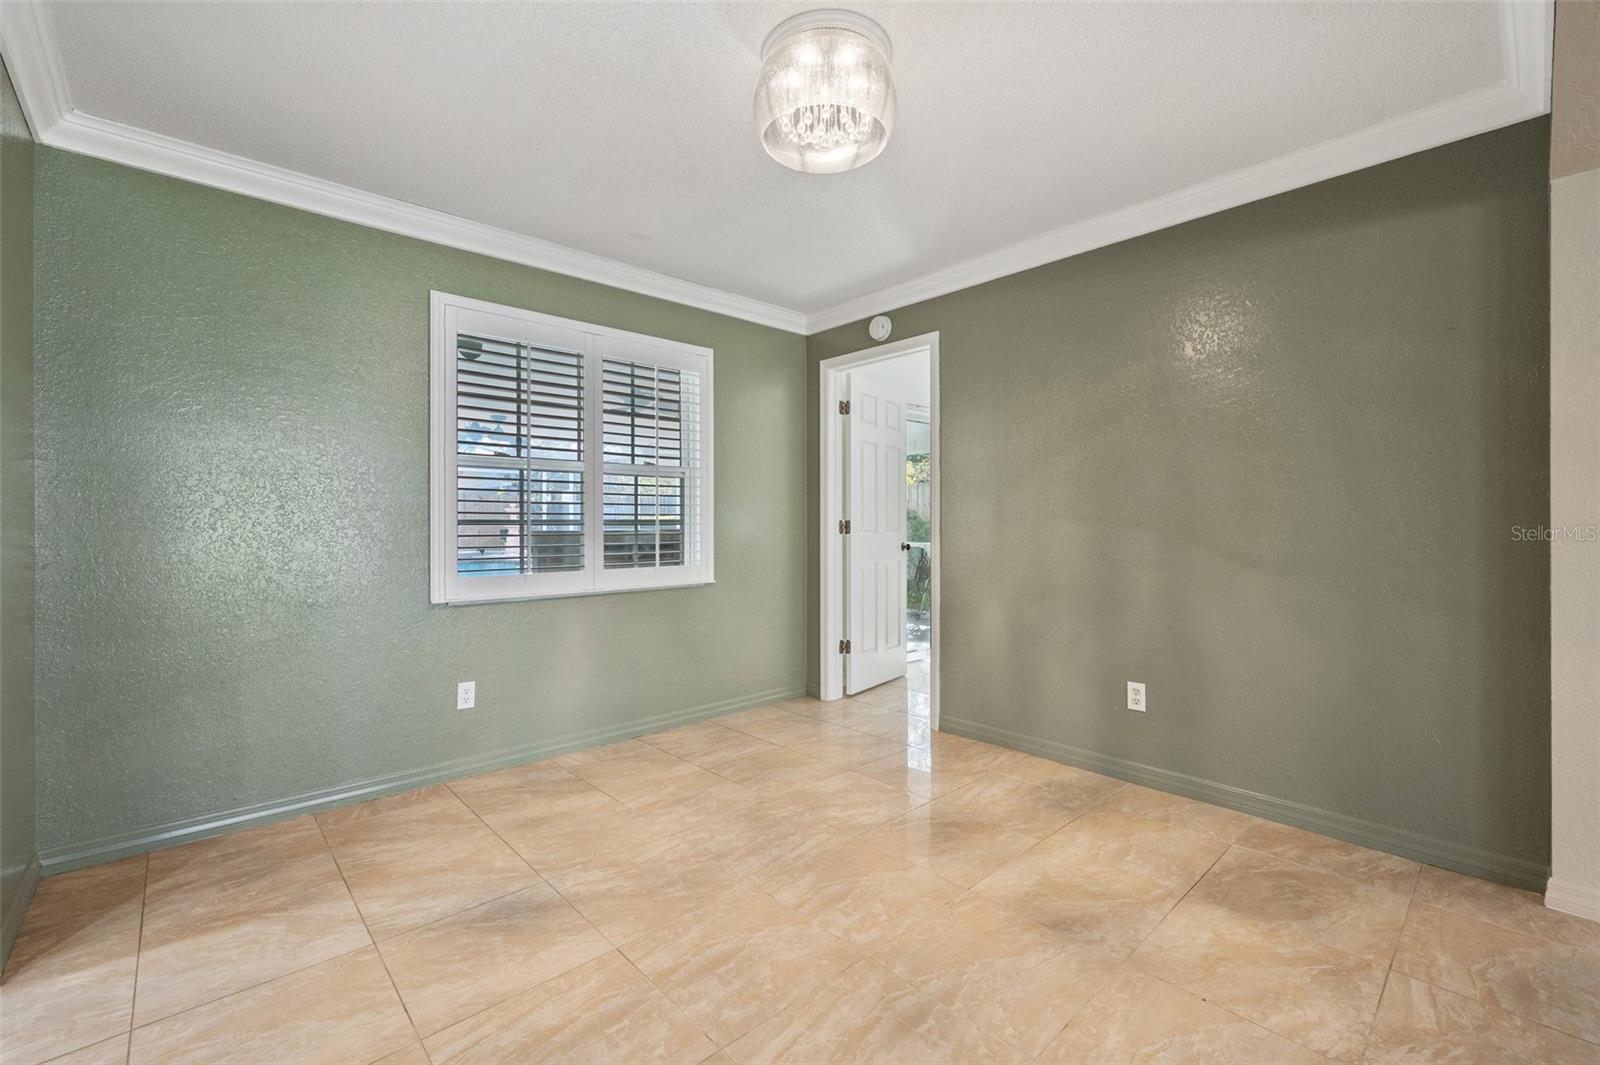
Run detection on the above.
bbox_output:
[1387,864,1424,970]
[610,942,726,1053]
[1356,865,1426,1063]
[1135,837,1422,1062]
[124,854,151,1037]
[1139,968,1331,1063]
[511,821,764,1055]
[727,824,1012,1060]
[739,751,1113,1055]
[403,786,617,998]
[1110,842,1349,1060]
[463,703,933,1059]
[669,711,943,831]
[10,859,153,1065]
[564,752,726,815]
[308,811,432,1058]
[1026,974,1103,1065]
[1225,839,1424,896]
[845,771,1056,884]
[126,941,380,1039]
[612,887,876,1053]
[1377,872,1600,1051]
[436,775,708,1051]
[1403,880,1600,952]
[1123,843,1232,963]
[115,793,462,1043]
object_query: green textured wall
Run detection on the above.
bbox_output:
[33,148,808,857]
[0,55,38,951]
[809,120,1552,878]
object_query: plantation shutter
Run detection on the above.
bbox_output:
[454,332,585,577]
[432,293,713,605]
[601,357,705,570]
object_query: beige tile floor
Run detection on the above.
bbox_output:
[3,669,1597,1064]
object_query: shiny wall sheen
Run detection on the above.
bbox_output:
[0,56,38,956]
[33,148,808,856]
[809,120,1552,879]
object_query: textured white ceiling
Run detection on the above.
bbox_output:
[43,1,1513,316]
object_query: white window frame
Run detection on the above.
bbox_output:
[430,291,715,605]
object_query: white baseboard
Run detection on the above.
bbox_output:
[1544,877,1600,923]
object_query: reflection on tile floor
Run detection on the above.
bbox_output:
[3,674,1596,1064]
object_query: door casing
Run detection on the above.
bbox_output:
[818,332,940,731]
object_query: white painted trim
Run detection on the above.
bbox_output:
[1502,0,1554,111]
[0,0,69,140]
[0,3,806,335]
[804,0,1555,333]
[1,0,1553,337]
[930,339,941,732]
[429,291,715,605]
[819,368,845,702]
[434,290,718,358]
[819,332,940,731]
[1545,878,1600,923]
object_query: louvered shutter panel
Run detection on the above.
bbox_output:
[454,333,585,577]
[432,293,713,605]
[601,358,704,570]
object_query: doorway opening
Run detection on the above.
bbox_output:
[819,332,939,730]
[905,404,932,687]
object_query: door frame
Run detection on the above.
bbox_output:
[819,331,940,731]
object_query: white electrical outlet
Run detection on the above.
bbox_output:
[457,681,476,711]
[1127,681,1146,712]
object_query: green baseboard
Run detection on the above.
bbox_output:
[39,685,804,876]
[942,715,1549,893]
[1,855,41,968]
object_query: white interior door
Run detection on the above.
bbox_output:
[846,373,907,694]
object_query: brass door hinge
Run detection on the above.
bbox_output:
[838,518,851,534]
[838,638,852,654]
[838,399,851,415]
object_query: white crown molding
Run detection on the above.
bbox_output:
[804,0,1554,333]
[4,0,1553,338]
[0,3,808,335]
[0,0,69,139]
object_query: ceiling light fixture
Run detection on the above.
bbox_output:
[754,9,896,175]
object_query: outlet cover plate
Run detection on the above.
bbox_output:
[457,681,476,710]
[1127,681,1146,712]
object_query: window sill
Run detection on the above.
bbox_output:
[437,578,716,607]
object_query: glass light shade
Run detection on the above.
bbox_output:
[754,10,896,174]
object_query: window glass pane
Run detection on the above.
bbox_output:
[457,466,584,576]
[603,473,685,569]
[457,334,583,463]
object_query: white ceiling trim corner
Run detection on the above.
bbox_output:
[804,0,1554,332]
[3,1,1554,338]
[0,1,810,335]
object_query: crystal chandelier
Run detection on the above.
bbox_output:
[754,10,896,174]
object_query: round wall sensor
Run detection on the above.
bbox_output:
[868,315,893,342]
